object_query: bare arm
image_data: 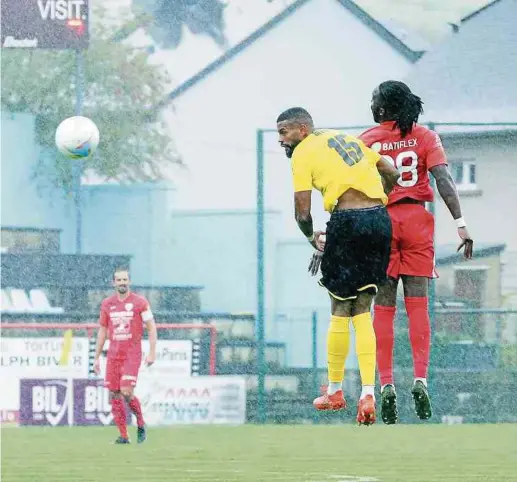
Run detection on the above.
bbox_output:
[294,191,314,238]
[377,156,401,194]
[430,164,473,259]
[429,164,462,219]
[94,326,107,360]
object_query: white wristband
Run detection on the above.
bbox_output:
[307,233,315,242]
[455,217,467,228]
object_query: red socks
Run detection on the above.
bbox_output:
[111,398,128,439]
[373,305,396,386]
[374,298,431,385]
[128,396,145,428]
[405,297,431,379]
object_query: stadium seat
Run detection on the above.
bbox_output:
[9,289,34,313]
[29,289,64,314]
[1,289,14,312]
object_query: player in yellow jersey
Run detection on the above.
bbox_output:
[277,107,400,425]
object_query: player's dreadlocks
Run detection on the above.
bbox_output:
[276,107,314,128]
[378,81,423,138]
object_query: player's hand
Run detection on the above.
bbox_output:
[308,250,323,276]
[309,231,326,252]
[457,227,474,259]
[94,357,101,375]
[145,354,156,367]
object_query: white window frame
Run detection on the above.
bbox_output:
[449,160,478,192]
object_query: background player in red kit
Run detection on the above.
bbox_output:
[360,81,473,424]
[94,268,157,444]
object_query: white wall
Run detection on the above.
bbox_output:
[163,0,413,237]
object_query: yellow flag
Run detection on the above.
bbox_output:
[59,329,73,366]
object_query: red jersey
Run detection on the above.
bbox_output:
[359,121,447,205]
[99,292,152,359]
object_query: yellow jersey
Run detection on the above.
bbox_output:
[291,129,387,212]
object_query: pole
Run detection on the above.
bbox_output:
[311,310,319,424]
[74,49,85,254]
[256,129,266,424]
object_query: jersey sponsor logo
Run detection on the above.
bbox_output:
[381,139,418,152]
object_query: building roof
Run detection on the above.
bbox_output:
[160,0,424,106]
[436,243,506,267]
[404,0,517,124]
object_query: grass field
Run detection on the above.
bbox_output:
[2,424,516,482]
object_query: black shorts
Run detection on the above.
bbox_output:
[319,205,392,300]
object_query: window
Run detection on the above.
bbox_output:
[449,160,478,192]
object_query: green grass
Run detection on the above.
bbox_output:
[2,424,517,481]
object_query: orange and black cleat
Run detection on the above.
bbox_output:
[356,395,376,426]
[313,389,346,411]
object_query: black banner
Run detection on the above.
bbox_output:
[1,0,89,49]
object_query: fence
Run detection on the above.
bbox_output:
[258,307,517,424]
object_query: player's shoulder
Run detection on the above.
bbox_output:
[358,124,380,140]
[412,123,437,138]
[412,123,442,148]
[131,292,150,307]
[100,294,116,307]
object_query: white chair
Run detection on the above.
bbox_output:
[9,289,34,313]
[1,289,14,313]
[29,289,64,314]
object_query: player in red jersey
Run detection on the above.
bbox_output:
[93,267,157,443]
[359,81,473,424]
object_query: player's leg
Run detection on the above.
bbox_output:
[121,356,147,443]
[351,292,377,426]
[401,275,432,420]
[110,390,130,443]
[105,357,130,443]
[398,204,435,420]
[373,278,399,425]
[313,295,351,411]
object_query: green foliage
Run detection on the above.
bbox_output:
[0,8,181,190]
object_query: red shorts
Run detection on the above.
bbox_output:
[386,202,437,279]
[105,353,141,392]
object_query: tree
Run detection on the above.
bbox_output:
[131,0,228,49]
[0,6,181,190]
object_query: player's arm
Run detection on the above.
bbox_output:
[94,304,108,374]
[430,165,473,258]
[143,304,157,366]
[376,156,400,194]
[292,150,323,251]
[426,130,473,258]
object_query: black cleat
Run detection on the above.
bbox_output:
[137,426,147,444]
[114,436,130,444]
[380,384,398,425]
[412,380,432,420]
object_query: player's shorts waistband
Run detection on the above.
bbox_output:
[391,197,425,206]
[331,205,386,216]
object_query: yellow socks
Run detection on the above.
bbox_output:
[352,312,376,386]
[327,315,350,387]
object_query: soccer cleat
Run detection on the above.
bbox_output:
[114,436,130,444]
[137,426,147,444]
[411,380,432,420]
[380,384,398,425]
[313,389,346,411]
[356,395,376,426]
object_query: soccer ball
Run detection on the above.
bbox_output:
[55,116,100,159]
